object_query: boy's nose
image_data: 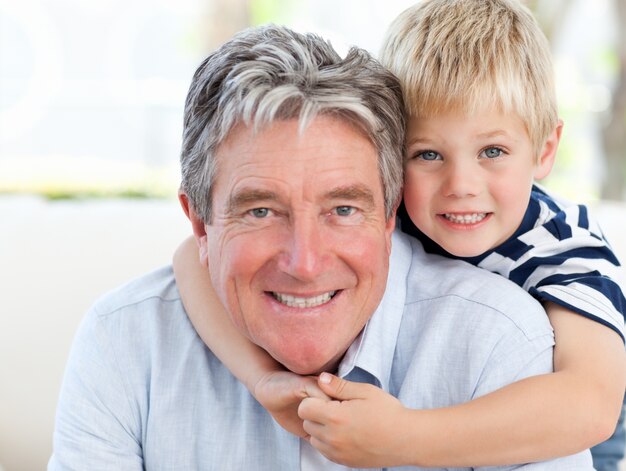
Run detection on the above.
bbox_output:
[442,161,481,198]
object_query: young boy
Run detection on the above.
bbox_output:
[173,0,626,468]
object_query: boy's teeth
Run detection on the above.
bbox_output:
[273,291,336,308]
[444,213,487,224]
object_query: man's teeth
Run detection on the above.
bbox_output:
[444,213,487,224]
[273,291,336,308]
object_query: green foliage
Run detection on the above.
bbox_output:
[0,188,173,201]
[249,0,294,25]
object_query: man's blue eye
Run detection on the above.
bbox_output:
[417,150,441,161]
[483,147,503,159]
[250,208,270,218]
[335,206,355,216]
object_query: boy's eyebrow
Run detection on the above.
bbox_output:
[227,188,278,212]
[475,129,514,140]
[407,130,517,147]
[325,185,376,209]
[406,136,434,147]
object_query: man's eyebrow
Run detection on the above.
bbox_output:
[325,185,376,208]
[227,189,278,212]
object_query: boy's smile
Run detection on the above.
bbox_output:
[438,212,492,232]
[404,108,559,257]
[442,212,488,225]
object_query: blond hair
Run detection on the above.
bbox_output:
[380,0,558,155]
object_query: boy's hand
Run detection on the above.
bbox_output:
[253,371,330,438]
[298,373,410,468]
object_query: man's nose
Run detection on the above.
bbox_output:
[278,216,325,281]
[442,160,482,198]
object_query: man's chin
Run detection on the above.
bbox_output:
[273,352,341,376]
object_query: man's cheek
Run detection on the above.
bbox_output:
[211,244,254,303]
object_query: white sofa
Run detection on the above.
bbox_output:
[0,196,189,471]
[1,195,624,471]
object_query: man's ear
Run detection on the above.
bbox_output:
[534,119,563,180]
[178,190,207,241]
[384,202,398,255]
[178,190,210,267]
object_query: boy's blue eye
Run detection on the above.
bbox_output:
[483,147,503,159]
[249,208,270,218]
[417,150,441,161]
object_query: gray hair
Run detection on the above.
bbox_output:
[180,24,405,223]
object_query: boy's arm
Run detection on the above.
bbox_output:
[173,236,328,437]
[424,303,624,465]
[173,236,282,392]
[547,302,626,440]
[300,304,625,467]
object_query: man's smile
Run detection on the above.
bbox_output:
[270,290,338,308]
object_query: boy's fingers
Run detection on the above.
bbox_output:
[302,376,331,401]
[298,396,329,422]
[317,372,371,400]
[302,418,325,438]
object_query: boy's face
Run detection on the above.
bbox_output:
[404,108,558,257]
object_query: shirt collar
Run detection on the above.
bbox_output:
[337,230,412,392]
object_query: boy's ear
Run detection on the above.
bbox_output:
[534,119,563,180]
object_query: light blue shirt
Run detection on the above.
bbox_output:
[49,230,592,470]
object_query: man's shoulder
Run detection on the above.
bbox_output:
[90,265,181,320]
[397,230,530,299]
[396,231,551,337]
[70,265,209,392]
[78,265,192,349]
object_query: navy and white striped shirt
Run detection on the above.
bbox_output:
[398,184,626,341]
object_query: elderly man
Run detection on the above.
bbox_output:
[49,25,592,469]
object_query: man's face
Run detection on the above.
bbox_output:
[204,116,394,375]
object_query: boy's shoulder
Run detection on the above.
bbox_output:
[494,184,605,254]
[529,184,595,230]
